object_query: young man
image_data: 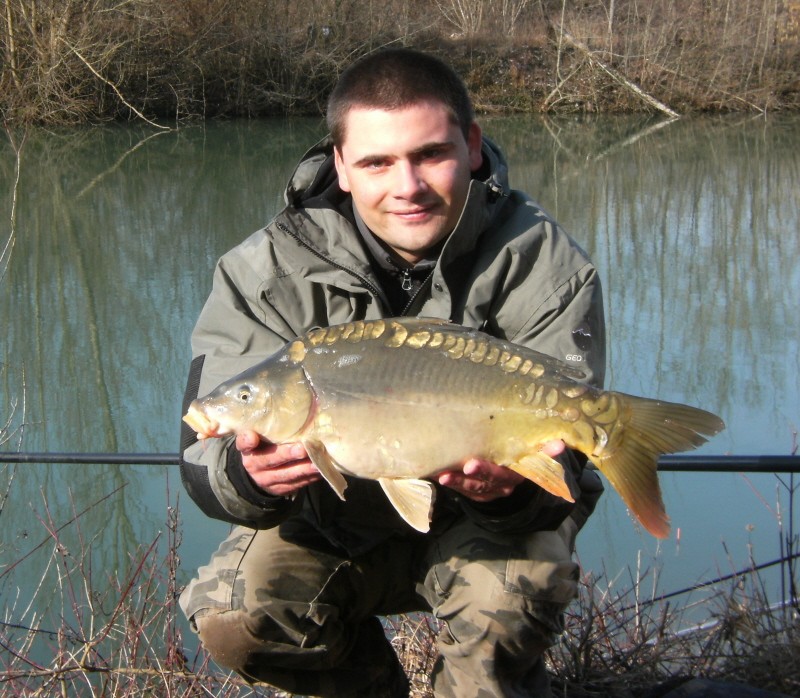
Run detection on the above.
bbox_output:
[179,48,606,697]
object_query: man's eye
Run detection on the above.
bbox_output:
[420,148,442,160]
[417,147,447,162]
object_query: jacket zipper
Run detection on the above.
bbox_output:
[401,269,436,316]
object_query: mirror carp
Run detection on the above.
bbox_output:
[183,317,724,538]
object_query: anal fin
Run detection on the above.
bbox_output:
[379,478,436,533]
[508,453,575,503]
[303,439,348,500]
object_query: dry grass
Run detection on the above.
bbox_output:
[1,0,798,124]
[549,566,799,696]
[0,484,259,696]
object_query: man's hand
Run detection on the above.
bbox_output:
[437,439,566,502]
[236,431,321,497]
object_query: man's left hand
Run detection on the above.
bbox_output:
[437,439,566,502]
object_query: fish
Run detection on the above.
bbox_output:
[183,317,724,538]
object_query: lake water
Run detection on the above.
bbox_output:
[1,115,799,652]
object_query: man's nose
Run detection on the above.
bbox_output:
[393,161,427,198]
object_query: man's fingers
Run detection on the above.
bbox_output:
[259,461,322,494]
[236,434,308,466]
[233,434,316,496]
[248,459,321,496]
[235,430,262,452]
[437,460,521,502]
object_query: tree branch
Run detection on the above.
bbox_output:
[65,42,171,130]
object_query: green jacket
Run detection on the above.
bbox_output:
[180,136,606,555]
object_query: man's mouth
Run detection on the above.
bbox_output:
[392,204,438,221]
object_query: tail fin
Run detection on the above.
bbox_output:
[594,395,725,538]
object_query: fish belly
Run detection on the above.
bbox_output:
[311,401,505,479]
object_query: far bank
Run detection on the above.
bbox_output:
[1,0,798,125]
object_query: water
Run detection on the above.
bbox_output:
[1,115,798,642]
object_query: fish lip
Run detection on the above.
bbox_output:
[183,406,222,439]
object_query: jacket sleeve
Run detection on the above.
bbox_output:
[512,261,606,389]
[179,249,302,529]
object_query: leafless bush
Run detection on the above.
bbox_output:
[548,560,799,696]
[435,0,484,38]
[0,484,269,696]
[1,1,135,122]
[539,0,799,113]
[1,0,797,123]
[0,0,437,124]
[386,613,441,696]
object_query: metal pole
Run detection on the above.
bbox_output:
[0,452,799,471]
[657,454,800,473]
[0,452,180,465]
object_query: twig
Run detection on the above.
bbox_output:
[0,486,124,582]
[542,62,585,111]
[619,551,800,613]
[63,42,170,131]
[0,364,26,518]
[552,23,680,119]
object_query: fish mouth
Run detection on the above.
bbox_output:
[182,405,221,439]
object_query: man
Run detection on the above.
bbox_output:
[179,48,606,697]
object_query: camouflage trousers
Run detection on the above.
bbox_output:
[179,514,580,698]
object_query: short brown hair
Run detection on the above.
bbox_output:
[326,48,475,148]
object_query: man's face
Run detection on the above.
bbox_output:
[334,101,483,265]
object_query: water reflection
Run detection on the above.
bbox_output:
[0,115,798,626]
[0,122,326,582]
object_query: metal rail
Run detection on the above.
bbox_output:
[0,452,180,465]
[659,454,800,473]
[0,452,799,472]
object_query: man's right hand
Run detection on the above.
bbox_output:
[236,431,321,497]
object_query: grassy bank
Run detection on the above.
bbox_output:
[1,0,798,125]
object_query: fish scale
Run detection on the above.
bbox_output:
[184,317,725,538]
[302,320,563,408]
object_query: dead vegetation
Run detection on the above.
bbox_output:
[0,473,796,696]
[0,0,798,125]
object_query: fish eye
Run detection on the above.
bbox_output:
[237,386,252,402]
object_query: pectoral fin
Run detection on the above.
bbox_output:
[508,453,575,503]
[303,439,348,500]
[379,478,436,533]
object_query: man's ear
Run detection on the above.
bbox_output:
[334,147,351,192]
[467,122,483,171]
